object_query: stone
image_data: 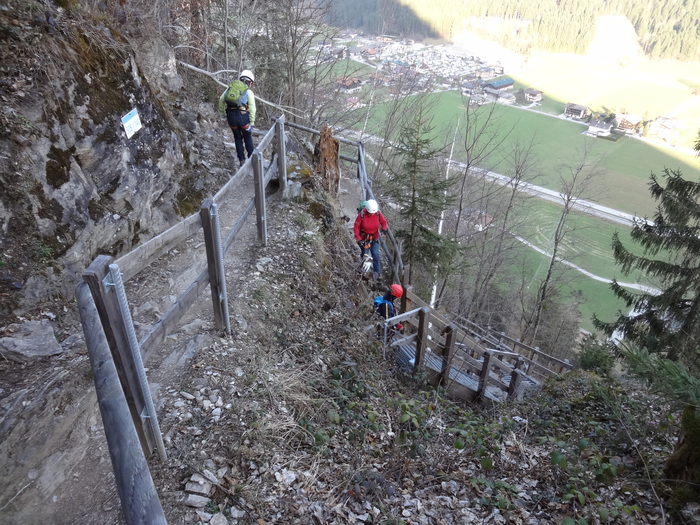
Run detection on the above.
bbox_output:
[0,319,63,363]
[183,493,210,508]
[210,513,229,525]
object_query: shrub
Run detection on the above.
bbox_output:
[576,341,615,375]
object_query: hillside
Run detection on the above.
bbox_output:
[0,1,698,524]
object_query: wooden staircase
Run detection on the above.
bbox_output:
[377,290,573,404]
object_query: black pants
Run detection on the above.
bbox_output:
[226,108,254,163]
[231,127,254,163]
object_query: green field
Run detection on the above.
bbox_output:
[365,90,700,218]
[513,242,630,333]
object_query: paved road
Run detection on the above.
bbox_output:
[349,128,647,228]
[449,161,645,228]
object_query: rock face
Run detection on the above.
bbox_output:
[0,4,224,326]
[0,7,232,521]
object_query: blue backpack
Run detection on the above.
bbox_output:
[374,296,396,319]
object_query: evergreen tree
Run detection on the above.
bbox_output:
[593,167,700,365]
[383,105,460,286]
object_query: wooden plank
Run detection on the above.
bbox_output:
[263,159,279,186]
[449,352,484,377]
[508,360,525,399]
[253,151,267,245]
[76,282,167,525]
[139,265,209,362]
[83,255,154,453]
[439,323,457,386]
[414,307,430,373]
[115,212,202,283]
[477,350,494,401]
[255,124,277,152]
[275,117,287,190]
[389,332,417,348]
[212,159,252,206]
[340,154,358,163]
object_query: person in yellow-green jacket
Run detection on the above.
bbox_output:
[218,69,256,168]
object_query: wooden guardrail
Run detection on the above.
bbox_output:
[77,116,408,524]
[376,289,573,402]
[77,115,295,525]
[403,290,572,380]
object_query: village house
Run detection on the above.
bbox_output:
[462,81,480,95]
[587,117,613,136]
[615,114,643,135]
[565,103,588,120]
[483,86,501,100]
[476,66,497,80]
[524,88,543,103]
[336,76,362,93]
[484,76,514,91]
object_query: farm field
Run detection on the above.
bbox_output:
[514,241,630,333]
[366,90,700,218]
[346,52,699,335]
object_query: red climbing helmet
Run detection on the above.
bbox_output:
[389,284,403,298]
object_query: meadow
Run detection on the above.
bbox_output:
[365,90,700,218]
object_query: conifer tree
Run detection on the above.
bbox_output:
[593,167,700,365]
[383,105,460,286]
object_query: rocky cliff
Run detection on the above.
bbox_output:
[0,0,227,326]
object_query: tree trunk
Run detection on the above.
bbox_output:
[313,125,340,195]
[665,405,700,509]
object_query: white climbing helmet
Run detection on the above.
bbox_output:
[365,199,379,214]
[239,69,255,83]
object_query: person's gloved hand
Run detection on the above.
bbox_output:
[357,240,364,248]
[248,125,254,133]
[396,323,403,331]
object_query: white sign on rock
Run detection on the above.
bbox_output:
[121,108,142,138]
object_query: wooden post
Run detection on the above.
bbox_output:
[83,255,155,454]
[200,198,226,331]
[507,357,526,399]
[275,116,287,191]
[438,323,457,386]
[477,350,494,401]
[414,307,430,374]
[253,150,268,246]
[76,282,167,525]
[507,369,525,400]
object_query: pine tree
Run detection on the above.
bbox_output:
[382,104,460,286]
[593,167,700,365]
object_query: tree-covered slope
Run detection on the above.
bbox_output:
[329,0,700,62]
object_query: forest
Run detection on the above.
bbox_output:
[328,0,700,62]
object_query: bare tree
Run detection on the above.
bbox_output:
[519,144,603,346]
[455,137,541,323]
[431,101,515,303]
